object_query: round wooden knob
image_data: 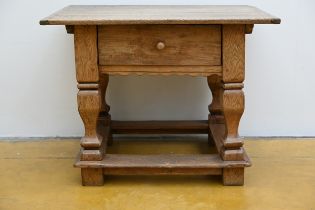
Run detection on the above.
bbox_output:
[156,41,165,50]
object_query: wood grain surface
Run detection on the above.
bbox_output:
[40,5,281,25]
[99,65,222,76]
[111,120,209,134]
[81,168,104,186]
[223,168,244,186]
[222,24,245,83]
[39,5,280,186]
[98,25,221,66]
[75,154,251,169]
[77,90,102,148]
[74,26,98,82]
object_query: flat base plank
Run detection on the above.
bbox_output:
[104,167,222,176]
[222,168,244,186]
[75,153,250,176]
[101,154,223,175]
[111,120,209,134]
[81,168,104,186]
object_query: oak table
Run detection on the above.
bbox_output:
[40,5,280,186]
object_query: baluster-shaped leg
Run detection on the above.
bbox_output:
[99,74,113,146]
[222,84,245,156]
[77,87,103,150]
[207,75,223,145]
[78,88,104,186]
[221,24,246,185]
[74,25,104,185]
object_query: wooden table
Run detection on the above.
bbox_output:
[40,5,280,186]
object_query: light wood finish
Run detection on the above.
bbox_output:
[111,120,209,134]
[97,120,110,147]
[77,103,110,161]
[156,41,165,50]
[80,148,103,161]
[98,74,113,145]
[98,112,112,146]
[81,168,104,186]
[77,83,99,90]
[99,74,113,145]
[209,117,244,161]
[207,75,223,116]
[103,167,222,176]
[98,25,221,66]
[80,120,108,161]
[222,90,245,149]
[75,154,251,170]
[40,5,281,25]
[223,168,244,186]
[77,90,102,148]
[220,24,246,164]
[222,25,245,83]
[207,75,223,145]
[223,148,245,161]
[99,74,110,113]
[41,5,280,186]
[99,65,222,76]
[74,26,98,83]
[209,120,225,156]
[223,83,244,90]
[75,25,105,162]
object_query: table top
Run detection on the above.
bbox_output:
[40,5,280,25]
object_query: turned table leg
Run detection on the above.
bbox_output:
[221,84,245,185]
[77,87,104,185]
[220,24,246,185]
[74,25,104,185]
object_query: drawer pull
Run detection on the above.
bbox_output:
[156,41,165,50]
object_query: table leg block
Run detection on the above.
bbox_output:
[81,168,104,186]
[222,168,244,186]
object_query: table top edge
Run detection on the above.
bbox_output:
[40,5,281,26]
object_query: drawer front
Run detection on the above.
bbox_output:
[98,25,221,66]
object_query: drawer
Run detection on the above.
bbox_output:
[98,25,221,66]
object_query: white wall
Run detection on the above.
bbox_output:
[0,0,315,138]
